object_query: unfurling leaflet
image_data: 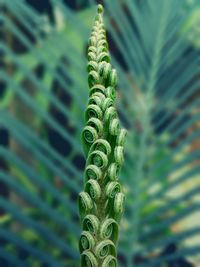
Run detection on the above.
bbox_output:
[79,4,126,267]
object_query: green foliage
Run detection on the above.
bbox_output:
[79,5,126,266]
[0,0,199,266]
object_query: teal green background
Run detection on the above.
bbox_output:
[0,0,200,266]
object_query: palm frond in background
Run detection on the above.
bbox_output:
[0,0,199,266]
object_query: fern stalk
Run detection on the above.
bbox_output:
[78,4,126,267]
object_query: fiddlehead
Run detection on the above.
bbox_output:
[79,4,126,266]
[100,219,119,243]
[81,251,98,267]
[83,214,100,234]
[85,164,102,181]
[79,231,95,253]
[102,255,117,267]
[95,240,116,259]
[85,179,101,200]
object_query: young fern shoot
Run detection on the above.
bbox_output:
[79,4,126,267]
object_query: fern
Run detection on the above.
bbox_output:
[0,0,199,266]
[78,5,126,267]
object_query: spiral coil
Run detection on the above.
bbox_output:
[79,4,126,266]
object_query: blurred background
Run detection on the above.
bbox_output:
[0,0,200,266]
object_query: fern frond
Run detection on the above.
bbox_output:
[78,5,126,267]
